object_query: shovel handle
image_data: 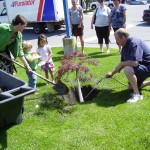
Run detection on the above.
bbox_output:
[0,53,56,85]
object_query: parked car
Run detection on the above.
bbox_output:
[90,0,114,10]
[143,5,150,21]
[126,0,147,5]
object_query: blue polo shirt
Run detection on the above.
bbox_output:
[121,37,150,65]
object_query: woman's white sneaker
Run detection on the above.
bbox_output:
[106,49,110,54]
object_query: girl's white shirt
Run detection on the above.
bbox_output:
[36,44,52,63]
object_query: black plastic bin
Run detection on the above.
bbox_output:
[0,69,35,128]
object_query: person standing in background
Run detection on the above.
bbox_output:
[110,0,126,53]
[69,0,84,53]
[91,0,111,54]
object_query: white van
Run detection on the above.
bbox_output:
[0,0,72,34]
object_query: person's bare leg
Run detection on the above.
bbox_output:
[106,44,110,53]
[49,70,55,82]
[124,66,140,94]
[140,81,150,88]
[79,36,84,53]
[127,82,133,90]
[45,70,49,85]
[45,70,49,79]
[118,45,121,53]
[100,44,103,53]
[74,36,78,51]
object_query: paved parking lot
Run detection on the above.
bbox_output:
[23,4,150,51]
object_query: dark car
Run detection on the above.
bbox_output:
[143,5,150,22]
[127,0,147,4]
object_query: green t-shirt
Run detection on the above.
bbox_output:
[0,23,24,58]
[25,53,37,70]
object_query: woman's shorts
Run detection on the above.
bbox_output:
[72,24,83,36]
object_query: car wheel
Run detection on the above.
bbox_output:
[91,5,96,10]
[108,4,114,9]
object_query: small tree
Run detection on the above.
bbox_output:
[56,51,99,102]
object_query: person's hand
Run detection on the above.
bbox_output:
[25,65,32,72]
[46,57,50,63]
[105,72,113,78]
[109,25,112,31]
[122,23,126,28]
[78,23,83,28]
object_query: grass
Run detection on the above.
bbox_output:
[1,47,150,150]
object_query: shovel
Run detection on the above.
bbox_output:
[0,53,69,95]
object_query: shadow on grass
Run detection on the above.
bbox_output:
[57,51,64,55]
[36,82,47,87]
[87,51,120,59]
[33,87,130,116]
[52,50,120,62]
[34,92,73,116]
[0,125,13,149]
[52,56,63,62]
[85,89,130,107]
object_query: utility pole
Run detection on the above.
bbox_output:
[62,0,77,55]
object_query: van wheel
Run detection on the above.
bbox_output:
[33,24,45,34]
[91,5,96,10]
[54,25,61,30]
[108,4,114,9]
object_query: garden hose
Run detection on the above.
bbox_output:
[84,76,127,98]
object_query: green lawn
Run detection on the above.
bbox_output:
[0,47,150,150]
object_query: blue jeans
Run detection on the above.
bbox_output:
[26,70,37,89]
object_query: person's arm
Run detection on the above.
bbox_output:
[108,8,112,31]
[78,7,84,28]
[91,13,95,29]
[80,8,84,24]
[27,54,39,63]
[19,55,31,72]
[105,60,139,78]
[69,8,72,28]
[46,46,52,62]
[123,10,126,28]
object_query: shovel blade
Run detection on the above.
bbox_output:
[53,80,69,95]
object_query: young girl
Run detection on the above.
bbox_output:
[70,0,84,53]
[36,34,55,84]
[22,41,40,90]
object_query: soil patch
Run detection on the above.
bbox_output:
[63,85,100,104]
